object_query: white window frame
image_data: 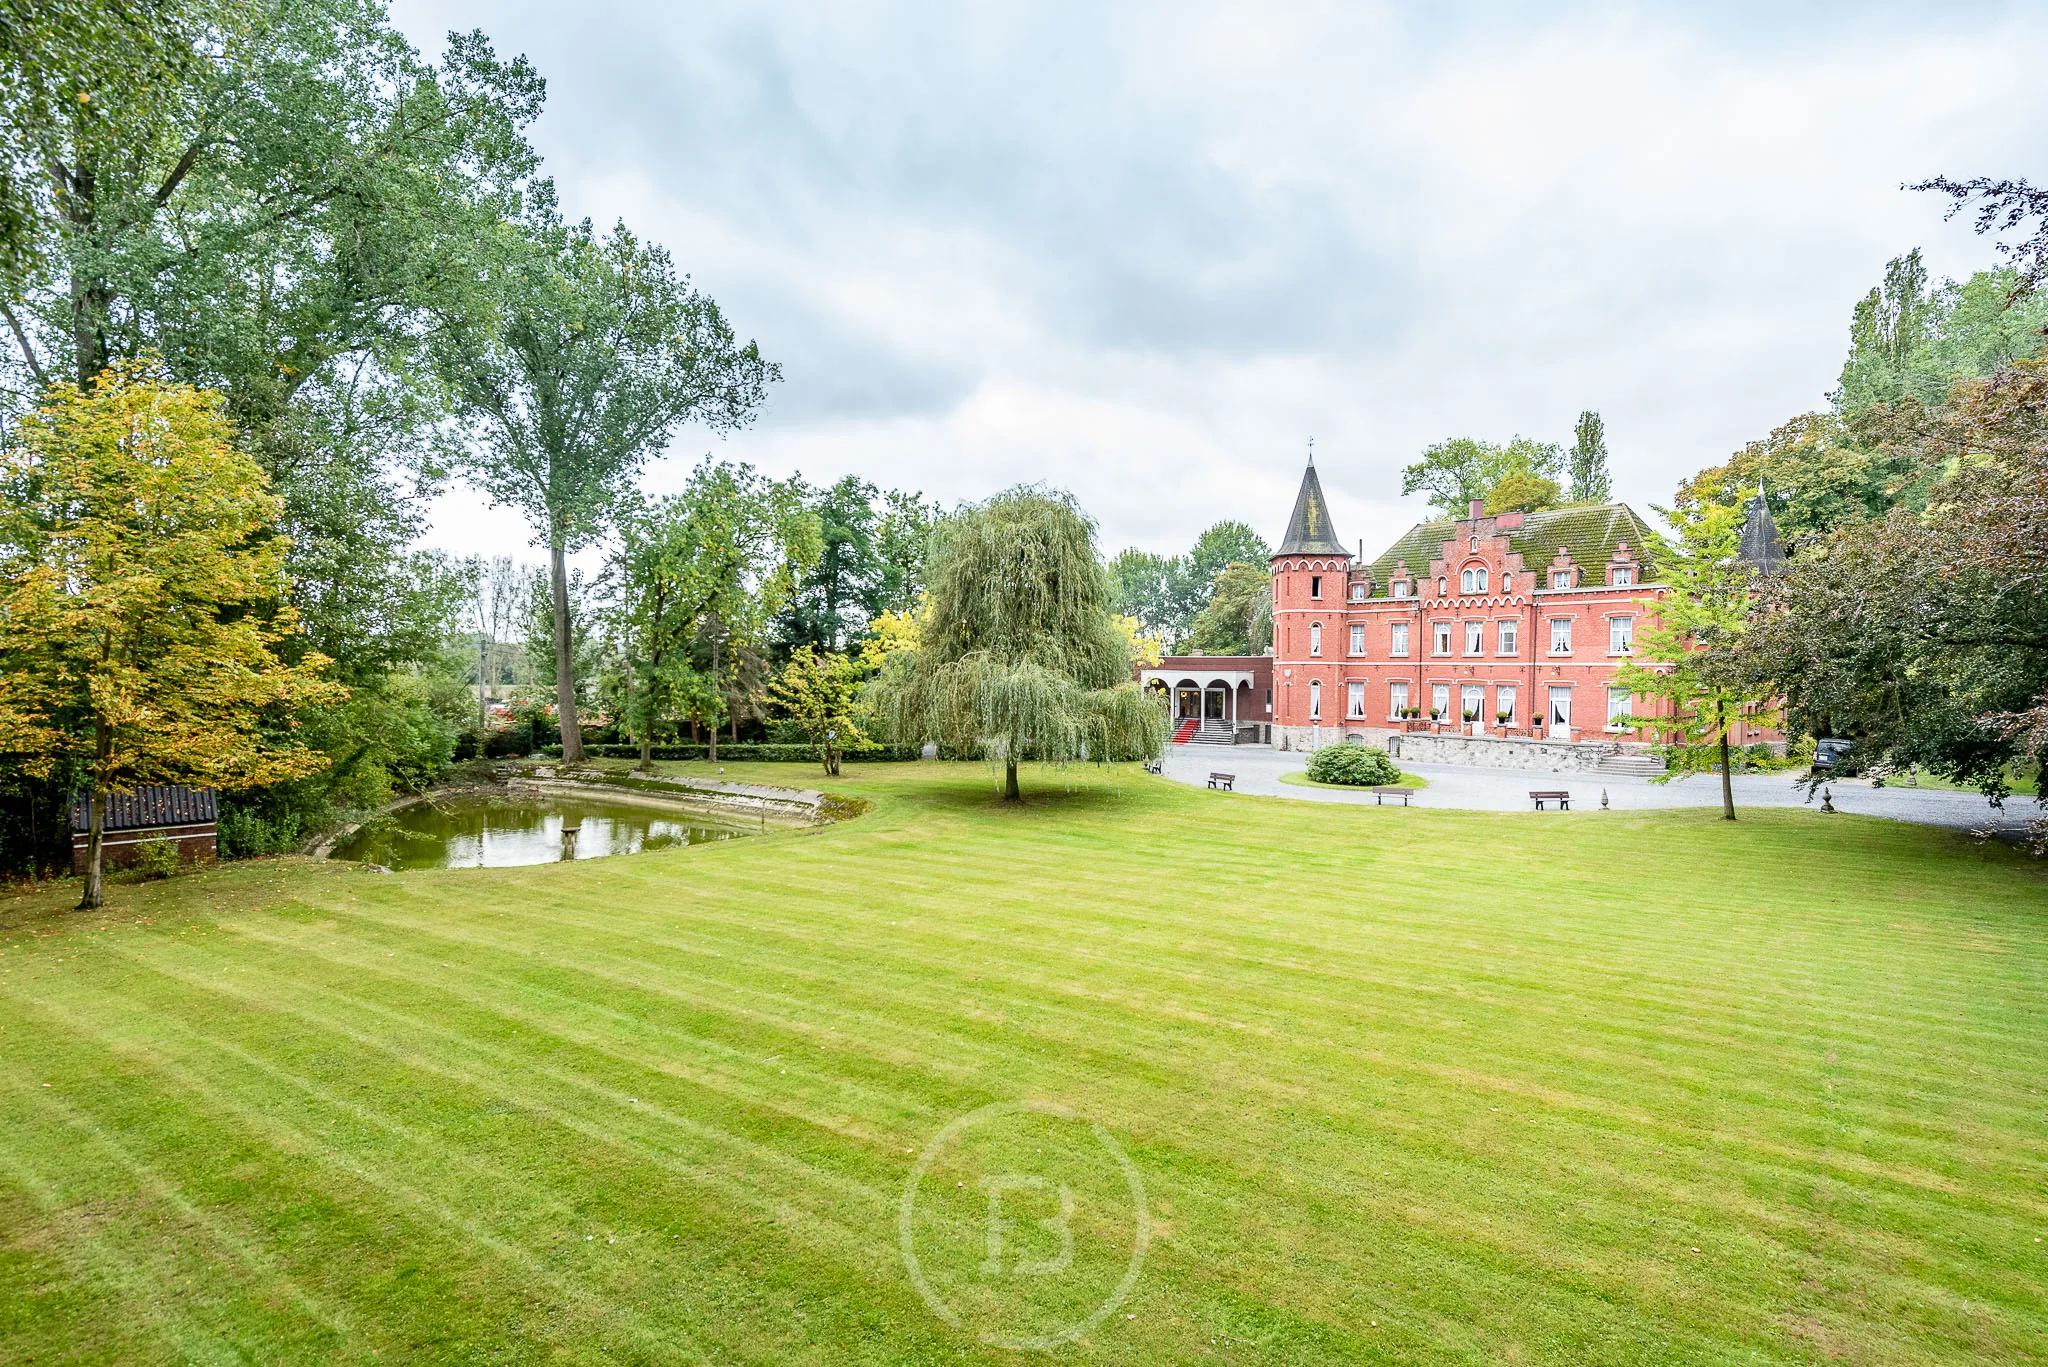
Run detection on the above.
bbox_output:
[1438,577,1447,596]
[1609,616,1633,655]
[1550,569,1571,589]
[1496,684,1516,724]
[1431,683,1451,718]
[1350,582,1366,602]
[1349,623,1365,655]
[1497,619,1518,655]
[1392,580,1410,599]
[1461,566,1489,594]
[1389,680,1410,717]
[1432,622,1452,655]
[1309,679,1322,720]
[1460,684,1485,724]
[1549,618,1572,655]
[1547,684,1572,735]
[1611,566,1633,587]
[1310,574,1323,599]
[1310,621,1323,656]
[1390,622,1410,656]
[1607,687,1631,730]
[1347,681,1366,719]
[1463,622,1483,655]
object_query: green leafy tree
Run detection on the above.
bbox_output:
[1186,561,1272,655]
[868,486,1165,800]
[1403,436,1564,518]
[2,4,544,685]
[1612,504,1777,821]
[0,367,343,906]
[1567,410,1613,502]
[442,185,777,761]
[1833,253,2048,416]
[1674,412,1904,541]
[871,488,940,617]
[1107,547,1180,637]
[658,460,819,761]
[1484,470,1562,514]
[768,652,867,775]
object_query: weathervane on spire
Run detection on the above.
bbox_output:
[1307,436,1315,466]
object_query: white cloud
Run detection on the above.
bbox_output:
[393,0,2048,568]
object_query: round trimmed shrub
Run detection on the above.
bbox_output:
[1305,742,1400,787]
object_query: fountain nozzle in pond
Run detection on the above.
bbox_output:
[560,823,581,860]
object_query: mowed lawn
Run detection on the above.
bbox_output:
[2,764,2045,1365]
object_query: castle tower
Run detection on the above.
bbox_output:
[1270,459,1352,741]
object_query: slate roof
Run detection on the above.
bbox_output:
[1275,462,1349,555]
[70,785,219,833]
[1736,493,1788,574]
[1357,503,1662,597]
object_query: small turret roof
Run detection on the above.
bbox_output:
[1737,492,1788,574]
[1276,461,1348,556]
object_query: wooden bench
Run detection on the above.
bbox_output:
[1142,757,1163,776]
[1207,772,1235,791]
[1370,786,1418,806]
[1529,790,1571,810]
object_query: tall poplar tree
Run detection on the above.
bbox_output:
[443,186,776,761]
[1568,410,1613,503]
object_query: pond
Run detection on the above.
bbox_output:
[328,792,757,871]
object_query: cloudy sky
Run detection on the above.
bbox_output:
[388,0,2048,566]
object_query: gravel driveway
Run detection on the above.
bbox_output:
[1161,744,2039,835]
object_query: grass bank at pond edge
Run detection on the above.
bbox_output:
[2,761,2045,1365]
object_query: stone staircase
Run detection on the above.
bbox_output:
[1596,750,1667,777]
[1184,720,1236,746]
[1170,717,1201,746]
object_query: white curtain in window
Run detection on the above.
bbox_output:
[1347,681,1365,718]
[1309,679,1321,719]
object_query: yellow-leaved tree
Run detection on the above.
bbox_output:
[0,366,346,908]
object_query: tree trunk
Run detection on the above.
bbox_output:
[1717,700,1736,822]
[707,634,720,765]
[550,536,584,762]
[1003,756,1020,801]
[77,788,104,910]
[478,636,488,733]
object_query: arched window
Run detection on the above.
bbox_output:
[1438,576,1447,596]
[1500,573,1512,593]
[1460,566,1488,593]
[1309,622,1322,656]
[1309,679,1322,720]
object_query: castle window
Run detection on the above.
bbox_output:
[1309,680,1322,720]
[1347,681,1365,718]
[1550,569,1571,589]
[1460,567,1488,593]
[1607,688,1631,729]
[1310,575,1323,599]
[1388,681,1409,717]
[1349,624,1365,655]
[1612,566,1633,586]
[1497,620,1518,655]
[1463,622,1483,655]
[1390,623,1410,656]
[1438,577,1447,596]
[1392,580,1410,599]
[1549,618,1572,655]
[1432,683,1451,717]
[1609,616,1634,654]
[1500,573,1511,593]
[1350,583,1366,602]
[1432,622,1451,655]
[1309,622,1322,656]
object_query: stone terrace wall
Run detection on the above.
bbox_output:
[1385,733,1654,773]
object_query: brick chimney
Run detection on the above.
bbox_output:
[1467,498,1484,519]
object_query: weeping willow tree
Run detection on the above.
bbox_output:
[868,486,1166,799]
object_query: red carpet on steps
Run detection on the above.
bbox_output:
[1172,718,1200,745]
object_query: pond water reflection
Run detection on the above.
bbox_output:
[328,793,753,870]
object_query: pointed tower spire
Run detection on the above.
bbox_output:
[1737,485,1787,574]
[1277,457,1347,556]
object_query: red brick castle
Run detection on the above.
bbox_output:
[1264,458,1780,765]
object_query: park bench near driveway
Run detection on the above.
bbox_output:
[1208,772,1235,791]
[1529,790,1571,810]
[1371,786,1417,806]
[1142,757,1163,776]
